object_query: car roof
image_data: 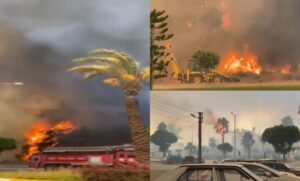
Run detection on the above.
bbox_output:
[229,162,282,176]
[180,163,244,168]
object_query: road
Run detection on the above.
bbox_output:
[153,80,300,90]
[0,164,29,172]
[150,162,178,181]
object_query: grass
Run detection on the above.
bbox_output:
[0,169,81,181]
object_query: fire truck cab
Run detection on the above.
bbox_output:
[28,144,136,169]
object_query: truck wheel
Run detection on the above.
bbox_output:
[192,76,202,84]
[213,77,223,83]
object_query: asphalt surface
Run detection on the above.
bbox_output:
[150,162,178,181]
[0,165,29,172]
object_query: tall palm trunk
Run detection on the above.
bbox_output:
[124,95,149,164]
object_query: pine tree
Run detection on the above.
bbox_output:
[150,9,174,86]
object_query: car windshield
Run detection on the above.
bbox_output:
[242,164,281,177]
[284,163,293,169]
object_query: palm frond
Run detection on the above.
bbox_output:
[120,73,137,82]
[83,71,106,79]
[73,57,121,66]
[103,78,120,87]
[139,67,150,81]
[68,65,111,74]
[89,49,138,73]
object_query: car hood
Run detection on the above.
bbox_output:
[274,175,300,181]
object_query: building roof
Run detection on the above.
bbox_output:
[43,144,134,153]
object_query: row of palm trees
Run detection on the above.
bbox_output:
[68,49,149,164]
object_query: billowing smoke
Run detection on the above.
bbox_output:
[204,108,217,125]
[152,0,300,70]
[0,0,149,161]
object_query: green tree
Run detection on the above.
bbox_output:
[184,142,197,156]
[262,125,300,161]
[151,122,178,157]
[191,50,219,70]
[217,143,233,159]
[0,137,16,154]
[241,132,255,159]
[281,116,294,126]
[69,49,149,164]
[150,9,174,83]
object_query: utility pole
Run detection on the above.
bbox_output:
[191,112,203,163]
[231,112,238,161]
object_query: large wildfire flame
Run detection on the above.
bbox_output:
[22,121,74,161]
[218,52,262,75]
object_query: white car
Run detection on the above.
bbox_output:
[154,163,264,181]
[233,162,300,181]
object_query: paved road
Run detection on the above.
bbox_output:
[0,164,30,172]
[150,162,178,181]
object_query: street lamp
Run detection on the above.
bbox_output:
[190,112,203,163]
[231,112,238,160]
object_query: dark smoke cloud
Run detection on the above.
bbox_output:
[152,0,300,69]
[0,0,149,151]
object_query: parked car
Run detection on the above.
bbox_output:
[154,163,263,181]
[222,159,300,177]
[259,161,300,177]
[232,162,300,181]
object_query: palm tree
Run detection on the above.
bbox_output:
[241,131,255,159]
[215,117,229,144]
[68,49,149,164]
[209,137,217,155]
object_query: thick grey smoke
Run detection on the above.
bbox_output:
[0,0,149,156]
[152,0,300,70]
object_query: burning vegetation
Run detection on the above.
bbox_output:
[20,121,75,161]
[218,51,261,75]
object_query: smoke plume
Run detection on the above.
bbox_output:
[152,0,300,70]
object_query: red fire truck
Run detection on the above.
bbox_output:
[28,144,137,169]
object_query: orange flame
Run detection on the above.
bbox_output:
[218,0,231,30]
[218,52,262,75]
[215,122,225,135]
[265,65,293,74]
[280,65,291,74]
[22,121,74,161]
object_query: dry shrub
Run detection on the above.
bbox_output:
[80,164,149,181]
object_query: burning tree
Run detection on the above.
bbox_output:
[214,117,229,144]
[20,121,74,161]
[69,49,150,164]
[215,117,230,159]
